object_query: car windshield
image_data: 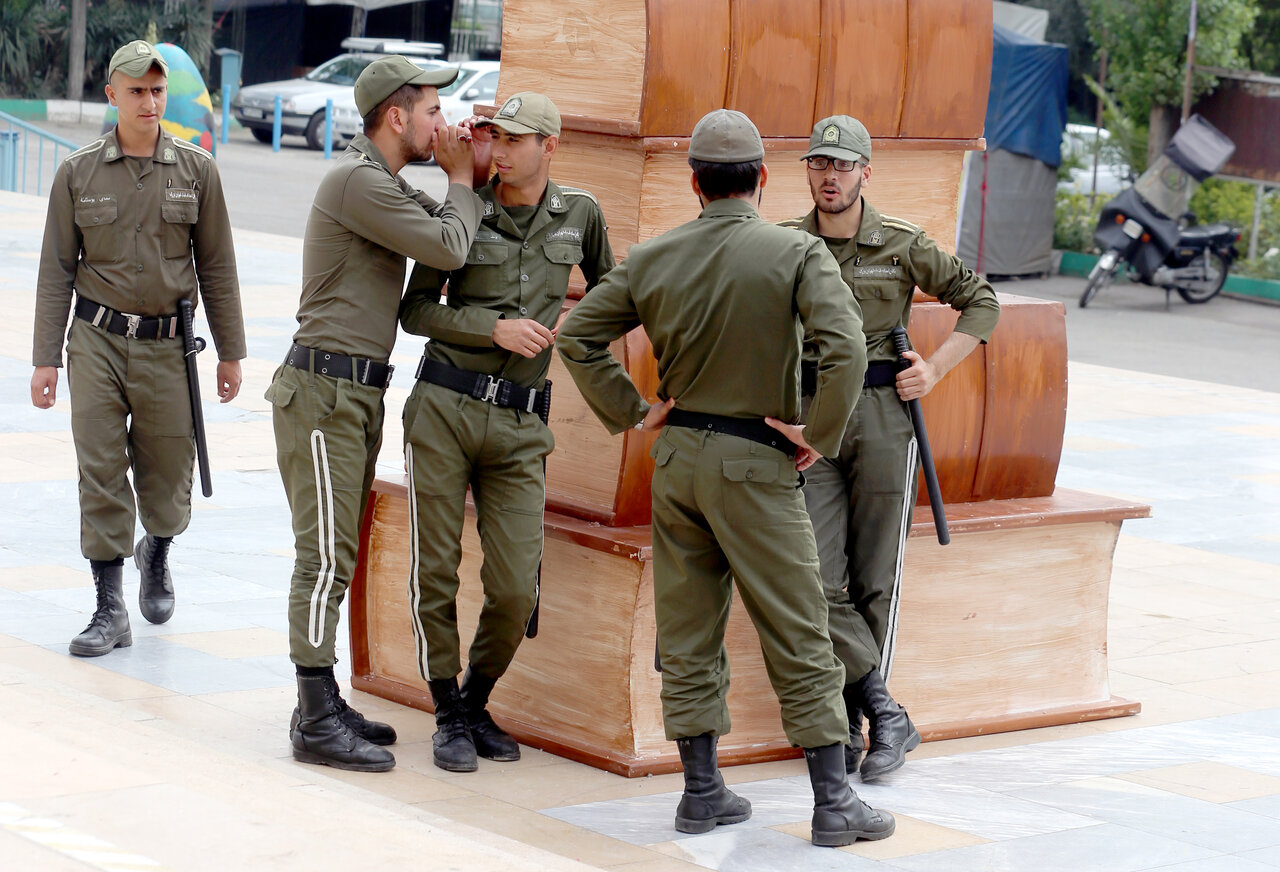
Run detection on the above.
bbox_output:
[437,68,483,97]
[305,56,372,86]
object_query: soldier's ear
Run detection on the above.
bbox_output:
[105,82,116,106]
[542,135,558,159]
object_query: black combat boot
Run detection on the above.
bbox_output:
[459,666,520,762]
[428,677,477,772]
[674,733,752,834]
[291,673,395,772]
[69,559,132,657]
[289,672,397,746]
[856,668,920,781]
[134,535,174,624]
[842,683,866,774]
[804,743,895,846]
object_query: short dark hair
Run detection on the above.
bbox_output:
[689,157,763,200]
[363,83,426,135]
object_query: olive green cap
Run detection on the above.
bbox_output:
[803,115,872,163]
[354,55,459,116]
[688,109,764,163]
[108,40,168,80]
[479,92,561,137]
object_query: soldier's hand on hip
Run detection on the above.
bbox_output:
[216,359,243,403]
[765,416,822,472]
[639,397,675,432]
[895,349,939,402]
[30,366,58,409]
[492,318,554,358]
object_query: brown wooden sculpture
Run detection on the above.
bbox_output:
[348,0,1148,776]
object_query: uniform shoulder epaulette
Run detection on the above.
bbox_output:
[776,218,805,229]
[880,215,921,234]
[172,138,213,160]
[64,139,105,163]
[558,186,599,205]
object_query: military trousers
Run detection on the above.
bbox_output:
[802,384,919,684]
[65,318,195,561]
[402,380,552,682]
[650,425,848,749]
[267,363,384,668]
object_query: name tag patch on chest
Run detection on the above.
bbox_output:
[79,194,116,205]
[545,227,582,244]
[853,265,905,280]
[475,229,503,242]
[165,188,198,203]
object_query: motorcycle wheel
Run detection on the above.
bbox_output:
[1175,250,1229,304]
[1080,251,1120,308]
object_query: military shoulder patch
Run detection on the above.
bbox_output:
[172,138,212,160]
[881,215,920,233]
[559,187,599,205]
[68,140,105,162]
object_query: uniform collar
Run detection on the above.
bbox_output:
[798,198,884,247]
[699,197,760,220]
[102,126,179,167]
[476,179,567,239]
[350,134,393,174]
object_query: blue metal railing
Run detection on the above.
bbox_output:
[0,111,81,196]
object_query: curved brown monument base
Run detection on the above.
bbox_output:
[349,480,1147,778]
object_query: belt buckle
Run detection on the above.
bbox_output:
[125,314,142,339]
[383,364,395,390]
[480,375,501,404]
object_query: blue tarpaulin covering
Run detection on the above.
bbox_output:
[984,24,1069,167]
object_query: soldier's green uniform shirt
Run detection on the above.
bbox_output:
[558,197,867,748]
[34,127,244,367]
[32,127,244,561]
[401,179,613,386]
[268,133,483,667]
[781,199,999,683]
[398,178,612,682]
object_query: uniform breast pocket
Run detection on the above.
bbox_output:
[852,278,909,304]
[73,202,121,263]
[542,241,583,300]
[161,201,198,259]
[461,242,510,301]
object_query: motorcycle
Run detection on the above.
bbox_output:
[1079,114,1240,309]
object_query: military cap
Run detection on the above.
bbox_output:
[688,109,764,163]
[108,40,169,80]
[803,115,872,164]
[354,55,460,116]
[479,92,561,137]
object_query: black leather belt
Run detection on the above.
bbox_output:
[416,357,549,417]
[74,296,182,340]
[666,408,798,458]
[801,361,898,396]
[285,343,394,389]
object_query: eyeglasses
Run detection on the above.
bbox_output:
[806,157,859,172]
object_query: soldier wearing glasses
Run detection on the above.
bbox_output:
[781,115,1000,781]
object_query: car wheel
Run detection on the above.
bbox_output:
[305,112,340,151]
[249,127,273,144]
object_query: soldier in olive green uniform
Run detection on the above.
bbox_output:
[31,40,245,658]
[266,56,483,773]
[558,109,894,848]
[782,116,1000,780]
[399,93,613,773]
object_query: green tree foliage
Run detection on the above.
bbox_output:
[1242,0,1280,75]
[1083,0,1257,123]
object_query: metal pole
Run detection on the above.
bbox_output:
[1181,0,1198,123]
[1249,182,1266,261]
[272,95,282,153]
[1090,49,1108,206]
[221,84,230,145]
[324,99,333,160]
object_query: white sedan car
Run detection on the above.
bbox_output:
[232,41,446,150]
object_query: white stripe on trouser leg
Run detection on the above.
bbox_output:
[405,443,431,679]
[307,429,338,648]
[880,436,918,682]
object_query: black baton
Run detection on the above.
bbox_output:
[178,299,213,498]
[890,327,948,545]
[525,380,553,638]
